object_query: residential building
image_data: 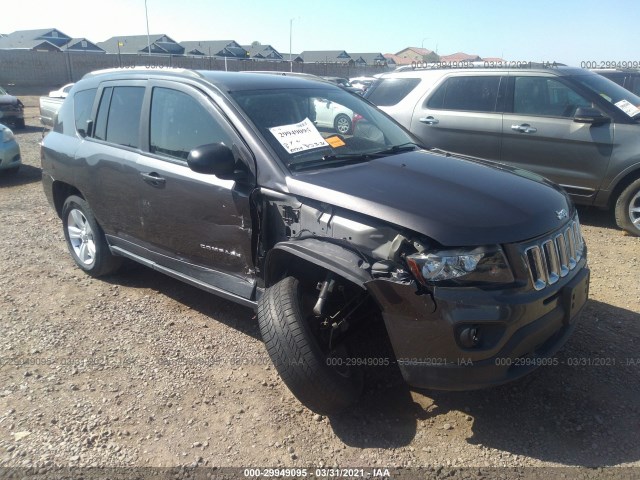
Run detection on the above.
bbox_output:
[97,34,184,55]
[300,50,353,64]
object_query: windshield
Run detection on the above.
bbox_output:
[231,87,418,171]
[573,73,640,118]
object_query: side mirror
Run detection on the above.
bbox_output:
[574,107,610,125]
[187,143,236,177]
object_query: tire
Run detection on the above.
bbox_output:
[334,114,352,135]
[3,166,19,174]
[15,118,26,129]
[614,178,640,236]
[258,276,363,415]
[61,195,123,276]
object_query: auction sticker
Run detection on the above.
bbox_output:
[614,99,640,117]
[269,118,329,154]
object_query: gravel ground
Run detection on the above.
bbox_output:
[0,97,639,477]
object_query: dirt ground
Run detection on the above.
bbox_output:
[0,97,639,478]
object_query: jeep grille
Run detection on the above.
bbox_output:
[524,217,584,291]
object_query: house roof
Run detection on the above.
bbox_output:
[280,53,304,62]
[396,47,434,57]
[350,52,387,64]
[97,34,183,54]
[63,38,105,53]
[0,28,75,50]
[384,53,412,65]
[439,52,481,62]
[181,40,247,57]
[241,44,283,60]
[300,50,352,63]
[2,28,71,46]
[0,37,60,51]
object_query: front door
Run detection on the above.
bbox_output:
[136,82,256,298]
[501,75,614,203]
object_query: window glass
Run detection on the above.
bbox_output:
[104,87,144,147]
[232,87,416,172]
[149,87,232,160]
[73,88,96,135]
[513,77,591,117]
[93,87,112,141]
[366,78,421,106]
[428,76,500,112]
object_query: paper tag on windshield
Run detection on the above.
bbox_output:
[269,118,329,154]
[614,99,640,117]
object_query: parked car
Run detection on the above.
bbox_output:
[313,97,354,134]
[41,68,589,414]
[320,76,361,94]
[366,66,640,236]
[49,83,75,98]
[349,76,376,93]
[39,96,65,128]
[0,86,25,129]
[0,123,21,174]
[593,69,640,96]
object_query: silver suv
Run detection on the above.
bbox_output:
[366,66,640,236]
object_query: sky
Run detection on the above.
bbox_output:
[2,0,639,66]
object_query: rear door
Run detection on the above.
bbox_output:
[135,81,256,299]
[75,81,146,240]
[501,74,614,203]
[409,73,505,161]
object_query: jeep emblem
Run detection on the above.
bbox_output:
[556,209,568,220]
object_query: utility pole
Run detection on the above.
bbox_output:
[145,0,151,56]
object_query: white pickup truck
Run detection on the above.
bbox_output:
[39,96,65,128]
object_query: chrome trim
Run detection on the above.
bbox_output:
[524,216,584,291]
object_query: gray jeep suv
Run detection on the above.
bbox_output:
[41,69,589,414]
[366,66,640,236]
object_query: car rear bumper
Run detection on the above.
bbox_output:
[0,141,21,170]
[365,262,589,391]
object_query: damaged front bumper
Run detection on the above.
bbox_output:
[365,260,589,391]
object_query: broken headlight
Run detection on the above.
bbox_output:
[405,246,514,286]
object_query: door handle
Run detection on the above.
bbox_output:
[140,172,166,187]
[419,116,439,125]
[511,123,537,134]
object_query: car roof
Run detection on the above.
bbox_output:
[380,65,589,78]
[80,67,339,92]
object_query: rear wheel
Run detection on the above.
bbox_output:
[257,275,364,415]
[15,119,25,129]
[614,178,640,236]
[62,195,123,276]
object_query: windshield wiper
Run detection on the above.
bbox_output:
[370,142,421,156]
[289,153,374,172]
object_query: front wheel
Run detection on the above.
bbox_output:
[614,178,640,236]
[257,276,363,415]
[62,195,123,276]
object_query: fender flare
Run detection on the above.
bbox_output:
[264,238,371,288]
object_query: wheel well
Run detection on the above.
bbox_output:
[610,170,640,208]
[264,250,334,289]
[52,181,83,217]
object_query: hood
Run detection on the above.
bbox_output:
[286,150,573,246]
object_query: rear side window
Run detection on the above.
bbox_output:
[149,87,233,160]
[93,86,144,148]
[427,76,500,112]
[73,88,96,135]
[366,78,421,106]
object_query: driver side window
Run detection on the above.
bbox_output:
[513,77,592,118]
[149,87,233,160]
